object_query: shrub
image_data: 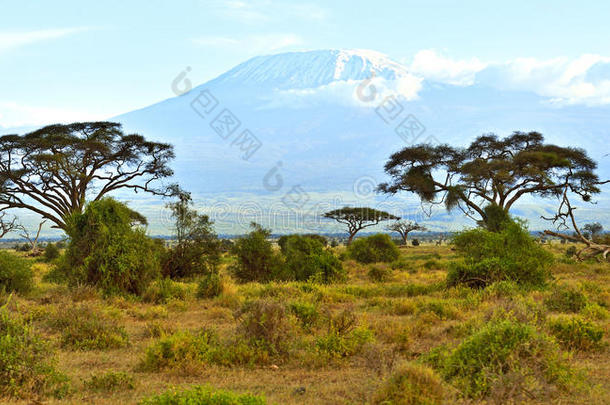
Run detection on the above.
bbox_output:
[83,371,134,392]
[43,243,60,262]
[196,273,223,298]
[236,299,295,356]
[565,245,577,257]
[315,309,374,358]
[435,320,573,400]
[544,284,588,313]
[373,363,443,405]
[0,251,33,294]
[348,234,400,264]
[411,238,420,246]
[278,234,327,253]
[548,315,604,351]
[139,385,266,405]
[230,223,283,283]
[0,306,70,399]
[46,304,129,350]
[142,278,189,304]
[368,264,392,282]
[280,235,345,283]
[423,259,441,270]
[140,329,219,371]
[447,220,553,288]
[289,301,319,330]
[161,192,221,279]
[59,198,161,295]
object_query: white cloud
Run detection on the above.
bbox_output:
[192,33,303,54]
[406,49,610,105]
[408,49,487,86]
[0,101,105,128]
[0,28,88,54]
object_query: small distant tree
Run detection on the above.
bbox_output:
[387,220,427,246]
[162,189,220,279]
[582,222,603,240]
[323,207,399,245]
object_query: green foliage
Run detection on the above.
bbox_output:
[83,371,135,392]
[230,223,283,283]
[434,320,573,399]
[0,306,70,399]
[196,273,223,299]
[565,246,578,257]
[280,235,345,283]
[477,203,511,232]
[544,284,588,313]
[161,191,221,279]
[411,238,420,246]
[43,243,60,262]
[46,303,128,350]
[139,385,266,405]
[548,315,604,351]
[60,198,161,295]
[289,301,319,330]
[373,362,444,405]
[368,264,392,282]
[348,234,400,264]
[447,220,553,288]
[0,251,33,294]
[277,234,327,253]
[315,309,374,358]
[142,278,189,304]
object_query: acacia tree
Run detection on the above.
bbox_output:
[0,122,175,230]
[323,207,399,245]
[378,132,602,226]
[386,220,427,246]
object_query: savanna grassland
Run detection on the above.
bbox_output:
[1,242,609,405]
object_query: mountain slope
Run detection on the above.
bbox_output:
[113,49,610,235]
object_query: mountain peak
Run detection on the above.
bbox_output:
[209,49,409,90]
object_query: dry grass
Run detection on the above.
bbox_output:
[2,244,609,404]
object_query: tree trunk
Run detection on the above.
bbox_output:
[347,233,356,246]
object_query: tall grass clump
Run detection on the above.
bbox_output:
[373,362,443,405]
[0,305,70,399]
[139,385,266,405]
[0,251,33,294]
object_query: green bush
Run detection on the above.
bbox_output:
[59,198,161,295]
[83,371,134,392]
[373,362,444,405]
[278,234,327,253]
[447,220,553,288]
[348,234,400,264]
[139,385,266,405]
[0,306,70,399]
[43,243,60,262]
[433,320,573,400]
[230,223,283,283]
[544,284,588,313]
[46,304,129,350]
[548,315,604,351]
[289,301,319,330]
[411,238,420,246]
[565,245,577,257]
[142,278,189,304]
[314,309,374,358]
[196,273,223,299]
[0,251,33,294]
[368,264,392,282]
[280,235,345,283]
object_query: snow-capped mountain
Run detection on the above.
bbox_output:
[111,49,610,235]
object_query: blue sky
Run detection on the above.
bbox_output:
[2,0,610,127]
